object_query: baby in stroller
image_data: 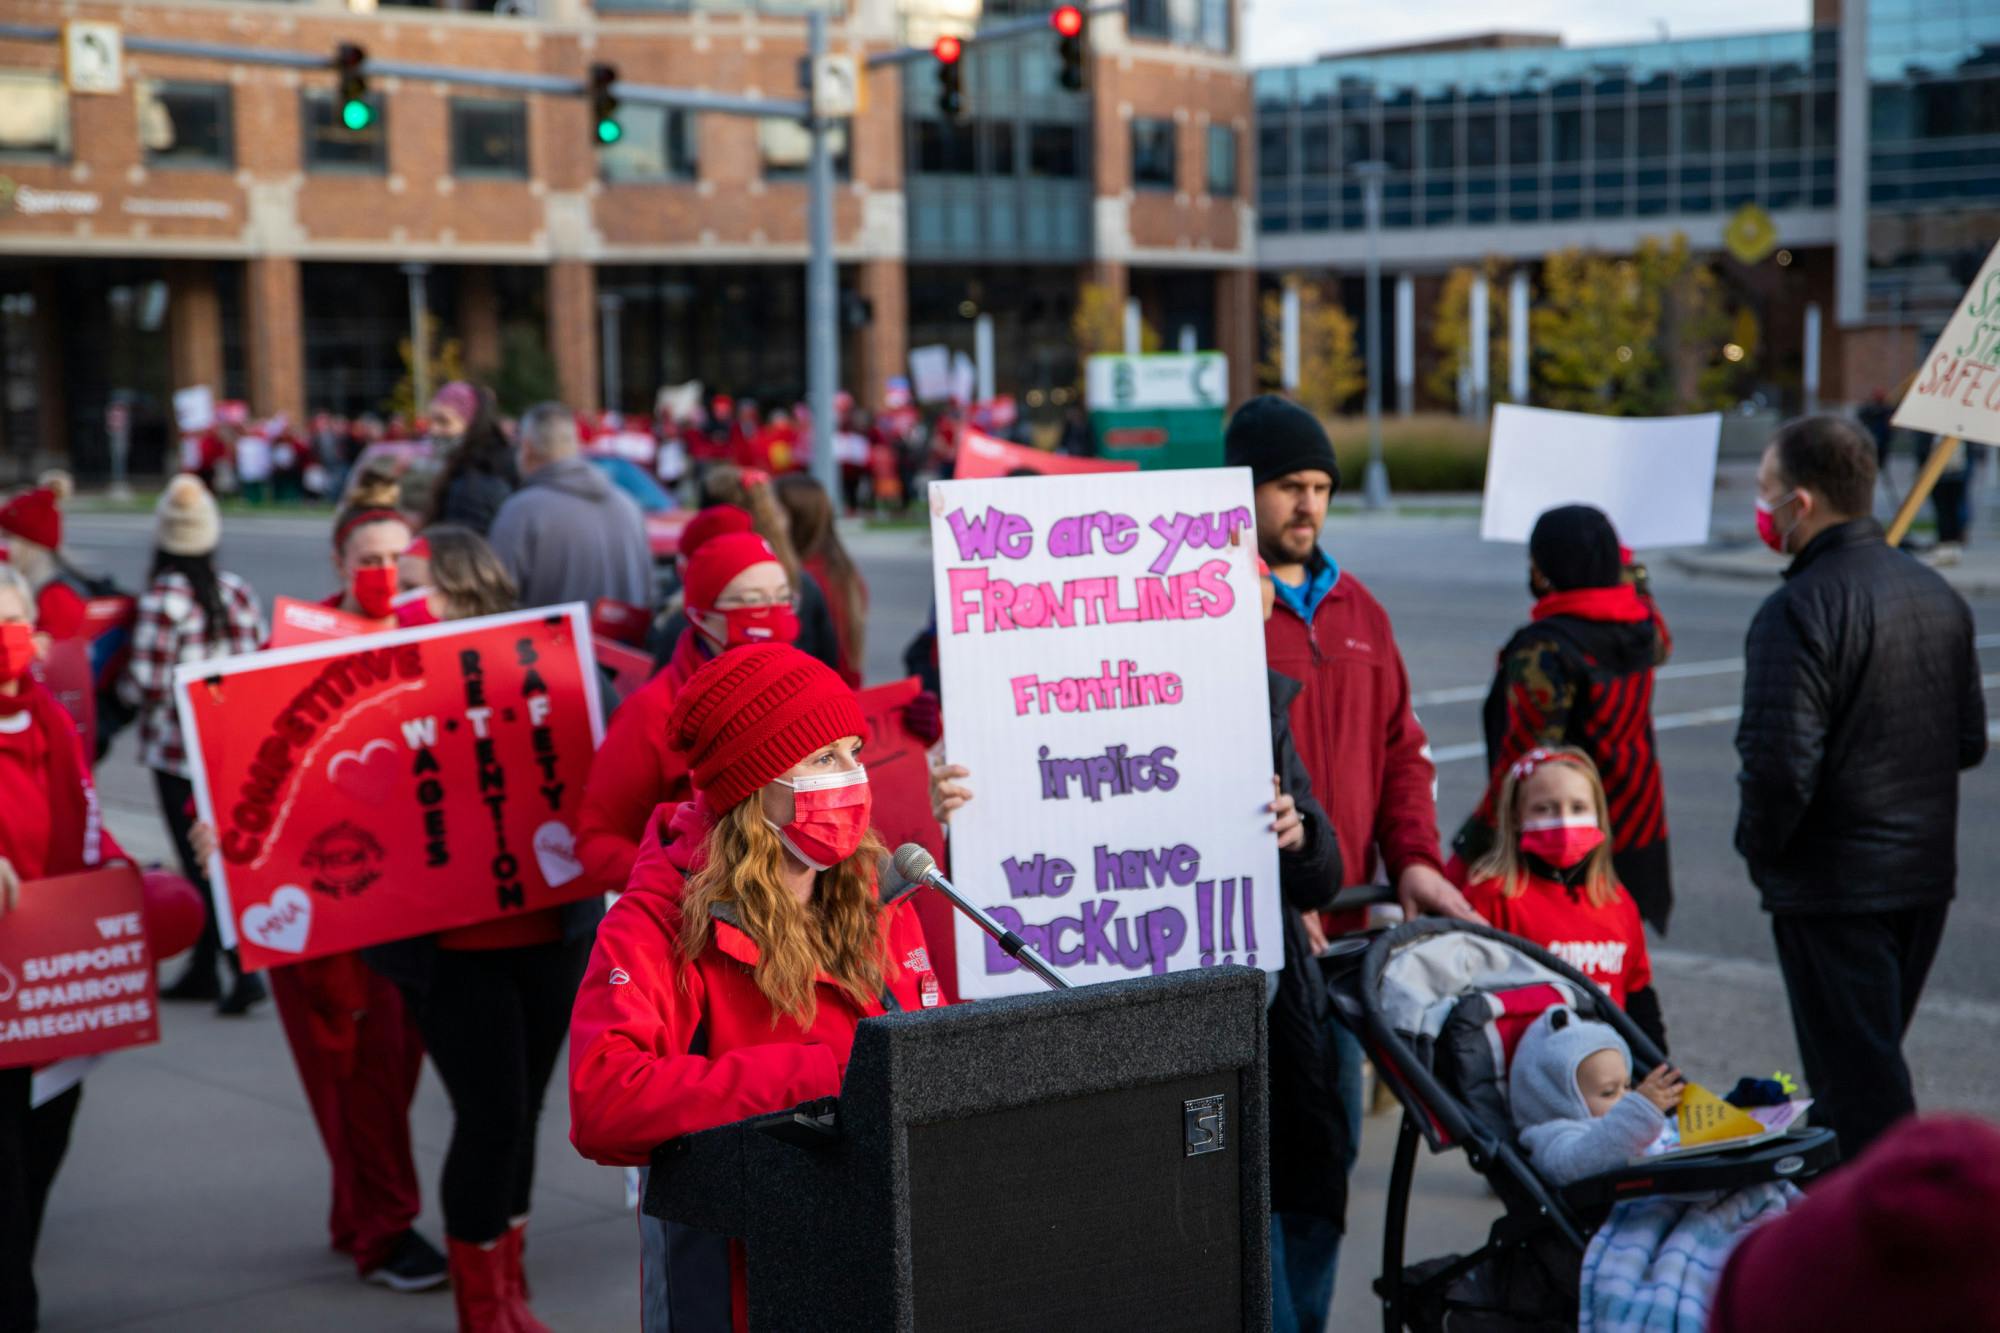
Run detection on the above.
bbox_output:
[1510,1005,1683,1185]
[1510,1005,1799,1331]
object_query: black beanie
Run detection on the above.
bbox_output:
[1223,395,1341,491]
[1529,504,1622,590]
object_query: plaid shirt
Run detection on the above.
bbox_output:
[125,570,266,777]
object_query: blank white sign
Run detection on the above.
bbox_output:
[1480,405,1722,550]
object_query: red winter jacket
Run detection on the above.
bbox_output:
[568,799,943,1168]
[1464,870,1652,1007]
[1264,569,1441,913]
[574,630,709,895]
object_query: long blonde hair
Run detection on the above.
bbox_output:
[1470,744,1619,907]
[679,796,889,1027]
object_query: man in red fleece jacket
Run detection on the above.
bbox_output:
[1224,395,1481,1325]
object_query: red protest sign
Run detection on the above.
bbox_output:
[952,426,1140,481]
[856,678,958,1003]
[269,596,388,647]
[174,607,606,971]
[594,635,655,700]
[591,598,652,646]
[0,867,160,1069]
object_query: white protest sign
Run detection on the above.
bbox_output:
[928,468,1281,1000]
[950,350,977,406]
[173,385,215,433]
[909,345,952,404]
[1891,238,2000,448]
[1480,405,1721,550]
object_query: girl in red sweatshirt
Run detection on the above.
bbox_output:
[1464,746,1667,1052]
[569,644,941,1333]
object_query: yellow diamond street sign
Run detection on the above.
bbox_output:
[1724,203,1779,266]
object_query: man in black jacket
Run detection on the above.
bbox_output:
[1735,415,1988,1163]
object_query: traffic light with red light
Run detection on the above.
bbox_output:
[1052,5,1085,91]
[934,35,965,120]
[589,63,622,146]
[334,43,372,132]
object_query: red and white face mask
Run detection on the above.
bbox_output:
[768,766,871,871]
[1519,816,1606,869]
[698,603,800,652]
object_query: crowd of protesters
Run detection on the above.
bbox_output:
[0,380,1990,1333]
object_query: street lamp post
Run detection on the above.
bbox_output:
[1354,161,1391,510]
[804,8,841,500]
[598,292,624,416]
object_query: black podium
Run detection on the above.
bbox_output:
[645,965,1271,1332]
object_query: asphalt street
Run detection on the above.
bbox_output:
[44,497,2000,1331]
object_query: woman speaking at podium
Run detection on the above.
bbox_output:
[568,643,943,1329]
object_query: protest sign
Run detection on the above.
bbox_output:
[928,469,1280,999]
[953,427,1141,481]
[173,385,215,433]
[910,345,952,404]
[174,606,605,971]
[1480,405,1721,549]
[268,596,386,647]
[1891,238,2000,449]
[0,867,159,1069]
[593,635,655,700]
[856,678,959,1002]
[591,598,652,647]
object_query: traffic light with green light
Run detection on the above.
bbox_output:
[590,64,622,146]
[335,43,372,132]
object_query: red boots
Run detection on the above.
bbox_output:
[447,1229,550,1333]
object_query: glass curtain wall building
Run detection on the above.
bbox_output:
[1254,30,1840,239]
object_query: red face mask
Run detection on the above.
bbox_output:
[0,622,35,683]
[701,603,800,651]
[1755,493,1799,554]
[395,593,441,628]
[1520,816,1606,869]
[352,564,400,619]
[768,767,871,871]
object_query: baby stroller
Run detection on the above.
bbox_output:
[1322,918,1840,1332]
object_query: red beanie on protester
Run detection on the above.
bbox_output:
[678,505,755,562]
[684,532,781,613]
[0,488,61,550]
[666,644,864,811]
[1707,1114,2000,1332]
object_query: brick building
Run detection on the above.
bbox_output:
[0,0,1254,479]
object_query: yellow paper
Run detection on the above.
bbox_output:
[1678,1082,1767,1146]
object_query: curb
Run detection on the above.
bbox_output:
[1670,547,2000,596]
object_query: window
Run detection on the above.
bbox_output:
[0,72,71,161]
[1508,109,1540,166]
[1127,0,1231,52]
[1381,116,1412,170]
[1424,115,1456,170]
[451,98,529,178]
[139,81,233,169]
[1680,100,1713,156]
[1722,96,1758,153]
[1028,122,1081,177]
[1301,123,1331,174]
[600,105,698,183]
[1465,111,1497,167]
[913,119,976,175]
[1551,108,1583,162]
[1206,124,1236,196]
[1131,117,1176,189]
[301,91,387,173]
[1258,124,1290,179]
[985,121,1016,176]
[759,117,852,179]
[1592,105,1627,164]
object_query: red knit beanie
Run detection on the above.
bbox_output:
[678,505,754,562]
[1708,1114,2000,1332]
[666,644,865,810]
[685,532,781,613]
[0,488,60,550]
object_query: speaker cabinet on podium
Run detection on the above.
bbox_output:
[646,965,1270,1331]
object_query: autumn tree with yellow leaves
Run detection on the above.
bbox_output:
[1258,278,1364,420]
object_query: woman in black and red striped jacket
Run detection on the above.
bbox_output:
[1449,504,1676,933]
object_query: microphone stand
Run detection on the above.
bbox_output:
[913,861,1072,991]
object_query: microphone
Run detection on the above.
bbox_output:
[892,844,1071,991]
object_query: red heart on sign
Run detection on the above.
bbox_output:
[326,739,399,805]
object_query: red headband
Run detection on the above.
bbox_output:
[1508,747,1590,784]
[333,507,403,553]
